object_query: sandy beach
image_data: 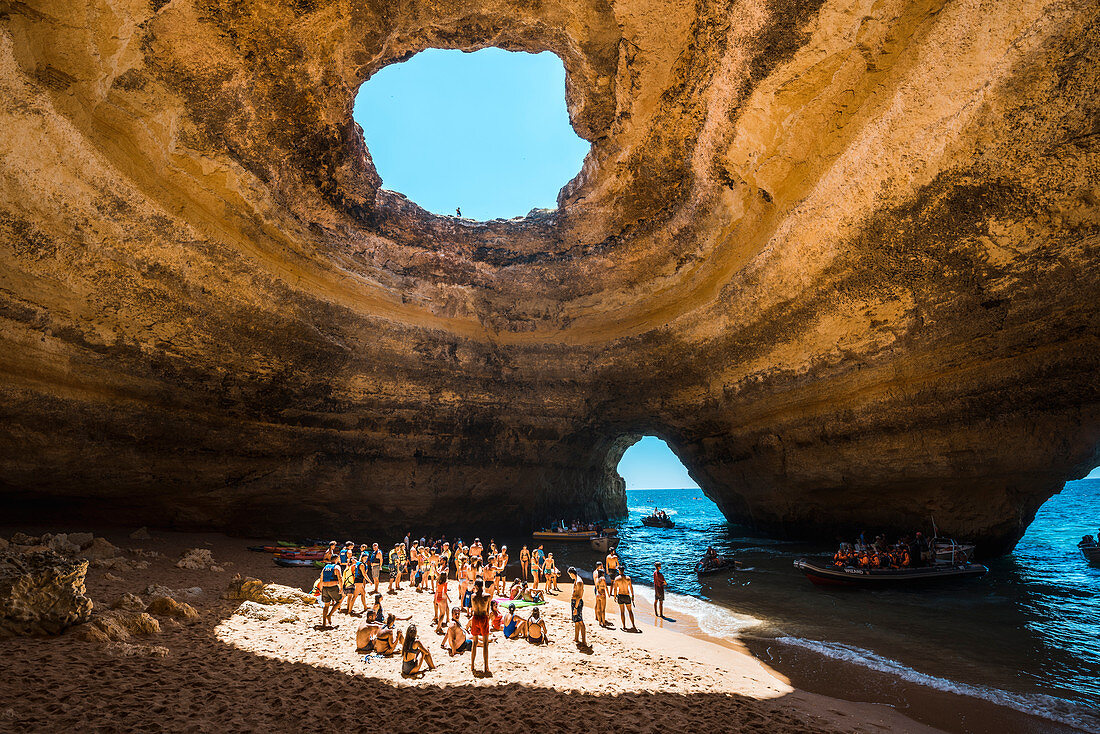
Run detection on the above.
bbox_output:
[0,525,952,733]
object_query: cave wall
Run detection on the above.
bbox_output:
[0,0,1096,550]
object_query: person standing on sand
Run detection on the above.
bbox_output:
[613,571,637,631]
[594,563,610,628]
[653,562,667,619]
[346,551,369,615]
[568,567,587,648]
[318,559,343,628]
[606,548,619,577]
[433,571,450,633]
[370,543,383,594]
[470,579,492,676]
[519,545,530,584]
[497,546,509,593]
[532,544,545,585]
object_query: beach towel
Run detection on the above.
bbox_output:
[494,596,544,609]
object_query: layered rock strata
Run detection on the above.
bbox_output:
[0,0,1097,552]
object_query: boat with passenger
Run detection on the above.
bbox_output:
[533,520,615,542]
[641,508,674,528]
[1079,532,1100,565]
[795,534,988,588]
[695,546,740,576]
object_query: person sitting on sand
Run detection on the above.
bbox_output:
[501,603,527,639]
[441,607,472,656]
[367,593,385,624]
[612,571,637,631]
[525,607,549,644]
[521,583,545,604]
[569,567,587,648]
[489,599,504,631]
[469,579,492,675]
[318,559,343,628]
[400,625,435,677]
[372,613,408,655]
[355,617,383,651]
[433,571,450,633]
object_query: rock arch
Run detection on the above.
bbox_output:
[0,0,1097,552]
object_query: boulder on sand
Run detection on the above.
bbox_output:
[146,596,199,621]
[0,550,93,636]
[224,574,315,606]
[9,533,38,546]
[83,538,120,561]
[176,548,215,570]
[110,593,146,612]
[72,610,161,642]
[234,600,297,623]
[129,527,152,540]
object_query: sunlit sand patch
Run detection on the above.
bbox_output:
[215,586,791,698]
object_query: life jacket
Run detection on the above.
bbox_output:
[354,560,367,582]
[900,550,911,566]
[858,553,870,568]
[321,563,339,583]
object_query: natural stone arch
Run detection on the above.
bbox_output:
[0,0,1097,553]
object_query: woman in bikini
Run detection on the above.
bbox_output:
[400,624,435,677]
[519,545,530,586]
[525,607,550,645]
[372,613,406,655]
[433,571,450,634]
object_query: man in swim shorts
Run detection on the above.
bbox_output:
[612,571,637,631]
[318,559,343,628]
[653,562,667,619]
[469,579,492,676]
[568,567,587,647]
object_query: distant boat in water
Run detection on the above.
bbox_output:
[1079,540,1100,565]
[641,509,674,528]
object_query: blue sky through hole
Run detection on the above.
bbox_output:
[354,48,590,221]
[617,436,700,490]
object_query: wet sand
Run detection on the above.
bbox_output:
[1,527,947,732]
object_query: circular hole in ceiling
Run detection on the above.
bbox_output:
[354,48,590,222]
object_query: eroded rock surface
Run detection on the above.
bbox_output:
[0,0,1097,552]
[0,551,93,636]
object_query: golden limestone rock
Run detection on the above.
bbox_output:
[0,0,1096,553]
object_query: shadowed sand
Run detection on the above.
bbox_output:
[0,528,940,732]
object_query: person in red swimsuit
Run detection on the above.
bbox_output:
[469,579,492,676]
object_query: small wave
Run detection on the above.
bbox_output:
[773,636,1100,731]
[631,586,763,638]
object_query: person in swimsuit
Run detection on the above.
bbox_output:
[568,567,587,647]
[612,571,637,631]
[497,546,509,594]
[653,562,667,619]
[317,559,343,628]
[525,607,549,644]
[594,563,611,628]
[469,579,492,675]
[501,603,527,639]
[368,593,385,624]
[543,553,559,593]
[372,613,408,655]
[323,541,338,563]
[400,624,435,677]
[370,543,382,594]
[433,571,450,634]
[489,599,504,631]
[346,552,370,615]
[441,607,472,656]
[532,544,545,586]
[519,545,530,584]
[605,549,619,577]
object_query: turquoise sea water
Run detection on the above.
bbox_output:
[552,479,1100,731]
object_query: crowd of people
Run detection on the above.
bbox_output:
[312,534,655,678]
[831,532,931,569]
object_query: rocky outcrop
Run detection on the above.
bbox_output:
[0,0,1096,553]
[225,575,316,607]
[146,596,199,621]
[0,551,93,636]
